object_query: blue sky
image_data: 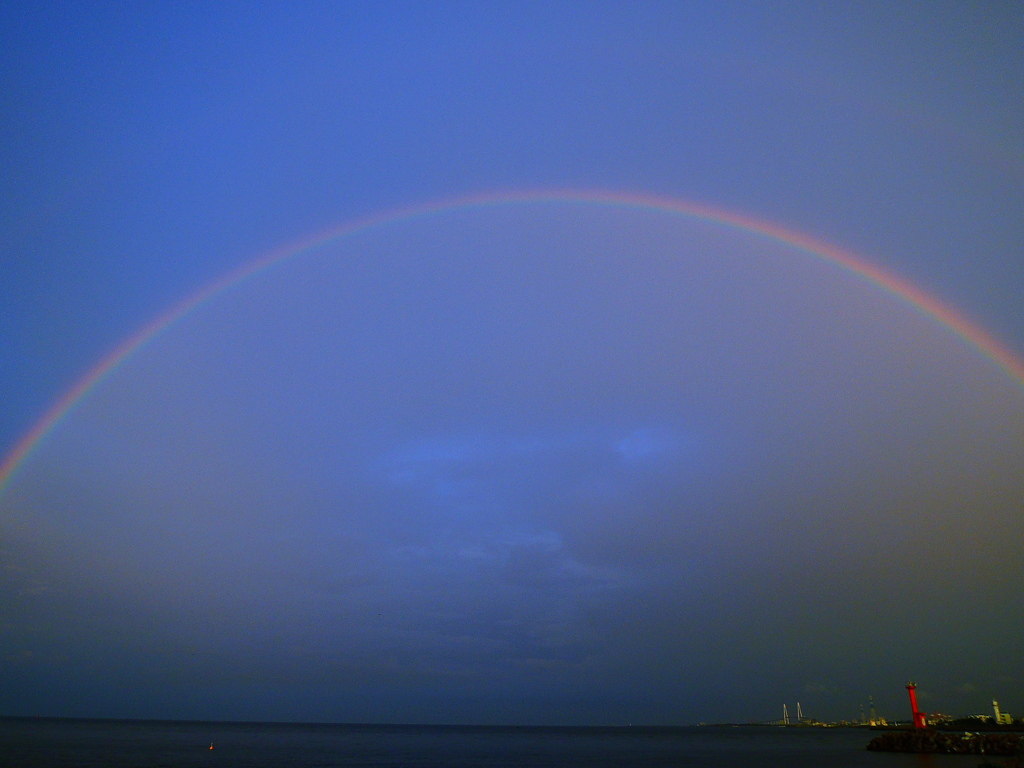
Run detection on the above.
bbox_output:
[1,2,1022,724]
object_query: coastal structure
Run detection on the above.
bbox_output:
[993,700,1013,725]
[868,695,887,726]
[906,682,928,729]
[748,684,1013,730]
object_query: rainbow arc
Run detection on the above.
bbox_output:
[2,188,1023,492]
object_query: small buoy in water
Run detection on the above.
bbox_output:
[209,742,214,750]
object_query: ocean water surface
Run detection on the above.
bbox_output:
[0,718,986,768]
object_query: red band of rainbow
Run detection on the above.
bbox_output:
[2,189,1023,493]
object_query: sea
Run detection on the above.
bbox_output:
[0,718,988,768]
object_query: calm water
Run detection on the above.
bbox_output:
[0,718,986,768]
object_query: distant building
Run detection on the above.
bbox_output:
[993,700,1013,725]
[868,695,888,726]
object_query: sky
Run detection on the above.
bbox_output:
[1,1,1022,726]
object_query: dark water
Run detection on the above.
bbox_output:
[0,718,985,768]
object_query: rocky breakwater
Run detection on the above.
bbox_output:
[867,730,1022,755]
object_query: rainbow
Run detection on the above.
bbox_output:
[2,188,1023,493]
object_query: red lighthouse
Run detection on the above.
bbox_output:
[906,682,928,729]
